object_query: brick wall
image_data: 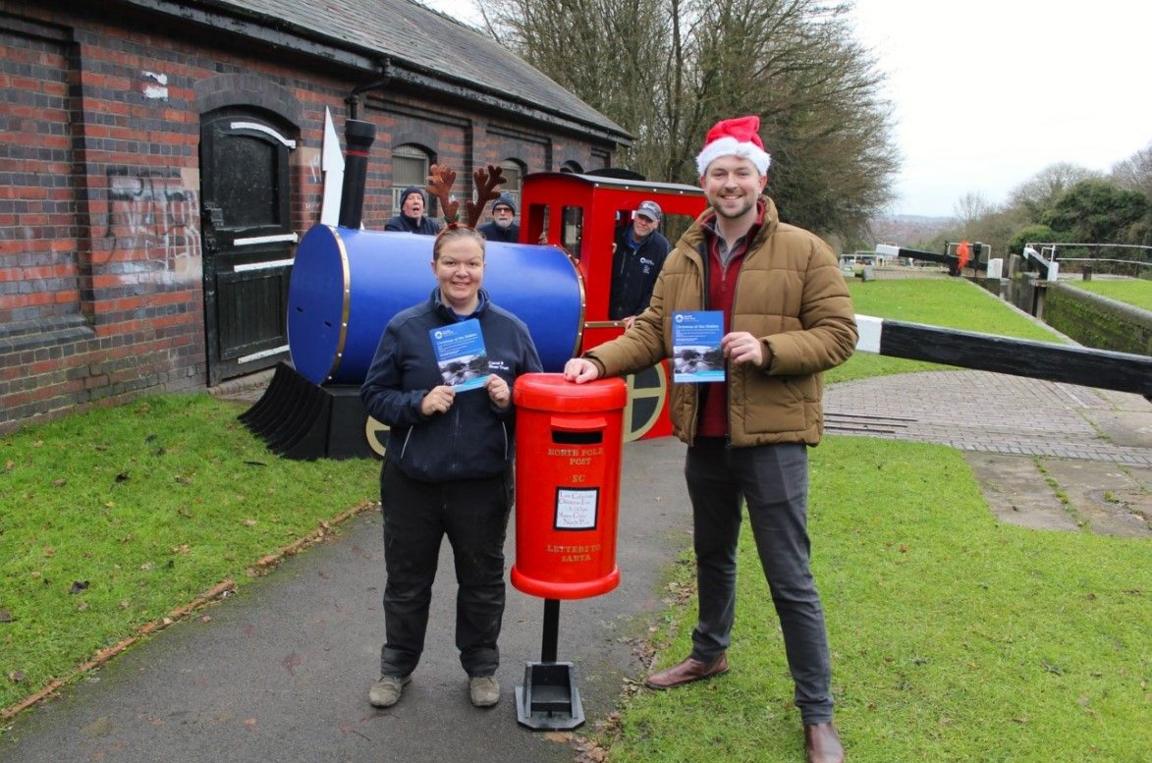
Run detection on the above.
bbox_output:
[0,2,617,433]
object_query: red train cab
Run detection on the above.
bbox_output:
[518,172,708,440]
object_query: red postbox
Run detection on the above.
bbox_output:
[510,372,627,731]
[511,373,628,599]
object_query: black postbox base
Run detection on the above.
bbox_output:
[515,661,584,730]
[516,598,585,730]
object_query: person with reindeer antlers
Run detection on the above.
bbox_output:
[360,165,542,710]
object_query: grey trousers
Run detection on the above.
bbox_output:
[684,438,834,724]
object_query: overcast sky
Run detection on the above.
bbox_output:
[421,0,1152,218]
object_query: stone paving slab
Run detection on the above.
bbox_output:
[826,370,1152,466]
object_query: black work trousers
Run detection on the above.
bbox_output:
[378,460,512,679]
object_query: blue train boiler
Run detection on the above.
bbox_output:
[286,224,586,385]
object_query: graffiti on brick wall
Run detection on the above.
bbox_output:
[105,169,200,279]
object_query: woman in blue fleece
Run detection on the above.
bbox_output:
[360,226,541,710]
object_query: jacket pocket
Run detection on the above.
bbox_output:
[741,374,807,434]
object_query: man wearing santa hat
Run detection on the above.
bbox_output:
[564,115,856,762]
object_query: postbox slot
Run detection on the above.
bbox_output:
[552,430,602,444]
[550,415,606,445]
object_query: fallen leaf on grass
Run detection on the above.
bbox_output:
[174,475,192,485]
[242,518,257,527]
[171,544,190,555]
[0,609,13,622]
[69,580,90,594]
[4,459,14,472]
[43,546,55,557]
[118,600,130,609]
[52,478,67,487]
[140,562,154,571]
[76,601,89,611]
[8,670,25,683]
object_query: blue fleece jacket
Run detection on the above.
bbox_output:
[360,288,542,482]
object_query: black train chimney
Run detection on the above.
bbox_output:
[338,119,377,229]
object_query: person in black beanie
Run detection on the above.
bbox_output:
[477,192,520,244]
[385,186,444,235]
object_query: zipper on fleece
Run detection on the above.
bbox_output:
[399,427,414,461]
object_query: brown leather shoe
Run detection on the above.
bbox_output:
[804,722,844,763]
[643,654,728,690]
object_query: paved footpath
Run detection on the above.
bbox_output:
[1,438,693,763]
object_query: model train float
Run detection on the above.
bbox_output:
[241,119,707,458]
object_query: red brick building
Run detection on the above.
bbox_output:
[0,0,629,431]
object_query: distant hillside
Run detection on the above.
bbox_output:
[870,214,956,248]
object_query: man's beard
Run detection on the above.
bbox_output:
[494,218,513,229]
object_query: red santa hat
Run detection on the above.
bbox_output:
[695,115,772,176]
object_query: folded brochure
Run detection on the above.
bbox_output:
[430,318,490,391]
[672,310,724,382]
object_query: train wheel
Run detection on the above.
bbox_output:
[623,362,668,442]
[365,416,388,458]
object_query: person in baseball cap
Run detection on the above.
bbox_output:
[565,115,856,763]
[609,199,670,325]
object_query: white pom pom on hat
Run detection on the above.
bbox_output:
[695,115,772,176]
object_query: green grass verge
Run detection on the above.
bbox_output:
[1068,279,1152,311]
[605,437,1152,761]
[0,394,378,710]
[830,280,1068,384]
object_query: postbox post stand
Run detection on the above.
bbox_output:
[541,597,559,662]
[515,599,585,730]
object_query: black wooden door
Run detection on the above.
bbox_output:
[200,110,296,386]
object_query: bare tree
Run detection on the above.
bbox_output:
[953,191,993,231]
[1006,162,1101,220]
[1111,142,1152,200]
[478,0,897,239]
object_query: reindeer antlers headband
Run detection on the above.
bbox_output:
[426,164,507,229]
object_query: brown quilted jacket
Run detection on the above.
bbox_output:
[586,198,857,447]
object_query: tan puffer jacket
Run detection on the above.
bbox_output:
[586,198,857,447]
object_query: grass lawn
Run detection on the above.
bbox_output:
[605,437,1152,761]
[1068,278,1152,311]
[830,279,1068,384]
[0,394,379,713]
